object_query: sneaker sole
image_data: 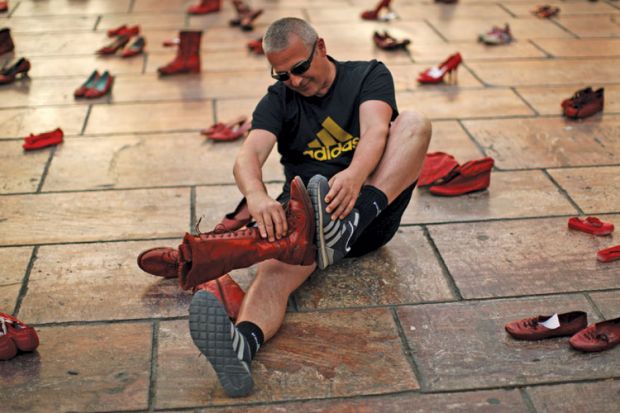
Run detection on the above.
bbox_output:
[307,176,330,270]
[188,290,253,397]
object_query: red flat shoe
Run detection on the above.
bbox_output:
[193,274,245,321]
[561,87,593,109]
[121,36,146,58]
[207,119,251,141]
[74,70,99,98]
[0,312,39,353]
[418,152,460,186]
[418,52,462,84]
[107,25,140,38]
[201,115,248,137]
[23,127,64,151]
[162,37,179,47]
[96,35,130,55]
[597,245,620,263]
[568,217,614,236]
[429,157,494,196]
[84,70,113,98]
[569,317,620,352]
[505,311,587,341]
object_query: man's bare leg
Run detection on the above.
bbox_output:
[236,259,316,340]
[366,110,432,203]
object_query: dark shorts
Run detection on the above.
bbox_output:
[277,181,416,259]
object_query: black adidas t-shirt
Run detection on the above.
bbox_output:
[252,57,398,189]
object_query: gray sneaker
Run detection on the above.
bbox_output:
[189,290,253,397]
[307,175,360,270]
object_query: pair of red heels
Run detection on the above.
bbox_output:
[201,116,251,141]
[0,312,39,361]
[419,152,494,196]
[0,57,30,85]
[23,127,64,151]
[98,25,145,57]
[568,216,619,263]
[230,0,263,31]
[74,70,114,99]
[418,52,462,84]
[361,0,397,21]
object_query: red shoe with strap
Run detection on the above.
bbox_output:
[563,87,604,119]
[568,216,614,236]
[418,53,462,84]
[207,120,251,142]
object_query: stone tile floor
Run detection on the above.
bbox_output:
[0,0,619,412]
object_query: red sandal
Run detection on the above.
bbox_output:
[597,245,620,263]
[568,217,614,236]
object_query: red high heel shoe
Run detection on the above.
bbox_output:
[361,0,392,21]
[106,25,140,38]
[417,52,462,84]
[0,57,31,85]
[96,34,130,55]
[121,36,146,58]
[429,157,494,196]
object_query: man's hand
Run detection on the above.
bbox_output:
[325,169,364,220]
[246,191,287,242]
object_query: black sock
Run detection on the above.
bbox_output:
[236,321,264,360]
[351,185,388,241]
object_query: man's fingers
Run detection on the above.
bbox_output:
[272,211,285,239]
[263,214,275,242]
[257,219,267,239]
[340,198,357,220]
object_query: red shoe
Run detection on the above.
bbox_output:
[193,274,245,321]
[0,319,18,361]
[137,247,180,278]
[200,115,248,136]
[107,25,140,38]
[563,87,604,119]
[187,0,221,15]
[597,245,620,263]
[23,127,64,151]
[96,34,130,55]
[0,1,7,13]
[247,37,264,55]
[417,52,462,84]
[74,70,99,98]
[217,198,252,232]
[84,70,113,98]
[429,157,494,196]
[158,31,202,76]
[568,217,614,236]
[372,31,410,51]
[0,312,39,353]
[207,120,251,142]
[240,9,263,32]
[505,311,587,341]
[121,36,146,58]
[162,37,179,47]
[0,27,14,55]
[361,0,392,21]
[230,0,252,26]
[418,152,460,186]
[561,87,593,109]
[0,57,31,85]
[532,5,560,18]
[569,317,620,352]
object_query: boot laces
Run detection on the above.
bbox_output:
[522,318,539,329]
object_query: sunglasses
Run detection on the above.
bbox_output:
[270,40,318,82]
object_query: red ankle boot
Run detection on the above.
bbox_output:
[187,0,221,15]
[193,274,245,321]
[430,157,494,196]
[178,176,316,290]
[0,27,14,55]
[158,30,202,76]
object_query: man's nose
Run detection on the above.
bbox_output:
[289,74,303,88]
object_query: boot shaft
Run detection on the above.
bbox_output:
[179,30,202,57]
[0,27,15,54]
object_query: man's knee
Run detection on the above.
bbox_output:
[391,110,432,145]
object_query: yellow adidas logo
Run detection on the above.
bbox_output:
[303,116,360,161]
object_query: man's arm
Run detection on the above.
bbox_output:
[325,99,392,220]
[233,129,287,242]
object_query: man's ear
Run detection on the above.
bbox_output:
[317,38,327,56]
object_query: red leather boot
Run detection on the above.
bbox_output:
[157,31,202,76]
[187,0,221,15]
[178,176,315,289]
[193,274,245,321]
[0,27,14,55]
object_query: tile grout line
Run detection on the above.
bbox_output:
[423,19,449,44]
[511,86,539,116]
[13,246,38,317]
[211,99,218,124]
[35,145,57,193]
[421,225,463,300]
[549,18,580,40]
[128,0,137,13]
[148,319,160,412]
[390,306,429,392]
[93,15,102,31]
[541,169,584,215]
[80,104,94,136]
[583,292,606,320]
[519,387,540,413]
[190,186,196,233]
[527,39,553,59]
[497,3,517,18]
[7,0,20,17]
[456,119,489,157]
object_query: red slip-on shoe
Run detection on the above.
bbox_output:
[597,245,620,263]
[217,198,252,231]
[1,312,39,353]
[418,152,460,186]
[96,35,130,55]
[417,52,462,84]
[107,24,127,37]
[193,274,245,321]
[207,120,251,142]
[121,36,146,58]
[505,311,588,341]
[429,157,494,196]
[84,70,114,98]
[0,318,18,361]
[23,128,64,151]
[564,87,604,119]
[569,317,620,352]
[74,70,99,98]
[568,217,614,236]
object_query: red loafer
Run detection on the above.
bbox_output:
[569,317,620,352]
[505,311,588,341]
[568,217,614,236]
[429,157,494,196]
[23,127,64,151]
[193,274,245,321]
[418,152,460,186]
[597,245,620,263]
